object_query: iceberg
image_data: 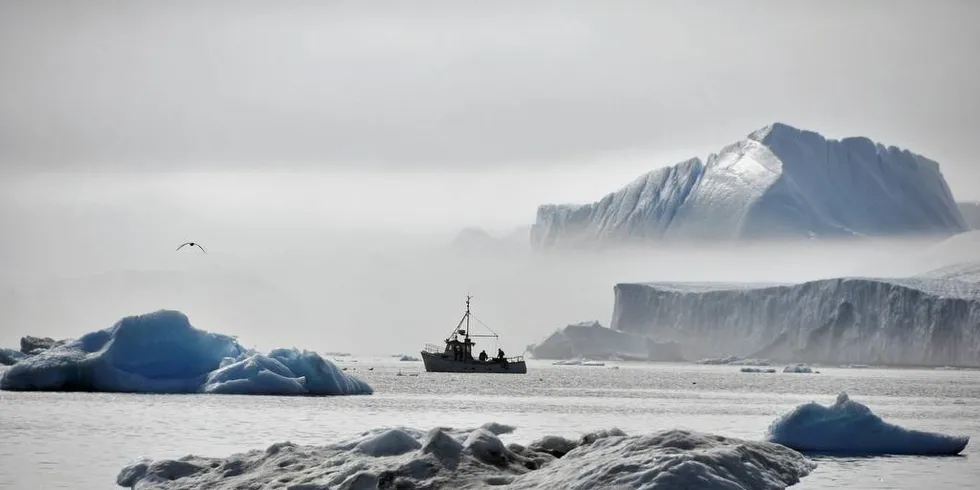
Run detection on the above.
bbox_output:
[767,392,970,455]
[782,364,814,373]
[528,321,684,361]
[0,309,372,396]
[0,347,25,366]
[611,270,980,367]
[117,423,814,490]
[741,367,776,373]
[532,123,966,249]
[20,335,67,355]
[959,201,980,230]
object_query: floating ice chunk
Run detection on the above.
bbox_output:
[117,424,814,490]
[783,364,814,373]
[0,347,25,366]
[742,367,777,373]
[699,355,771,366]
[0,310,372,396]
[552,359,606,366]
[766,392,970,455]
[354,429,423,457]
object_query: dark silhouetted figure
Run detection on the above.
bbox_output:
[479,350,488,362]
[177,242,207,253]
[497,348,505,360]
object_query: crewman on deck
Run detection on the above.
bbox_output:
[497,348,505,360]
[479,350,488,362]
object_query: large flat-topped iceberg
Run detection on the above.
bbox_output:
[532,123,966,249]
[0,310,372,396]
[611,272,980,367]
[959,201,980,230]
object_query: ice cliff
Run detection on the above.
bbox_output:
[959,201,980,230]
[528,321,684,361]
[0,310,372,395]
[532,123,966,249]
[610,271,980,367]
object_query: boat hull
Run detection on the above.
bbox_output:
[420,352,527,374]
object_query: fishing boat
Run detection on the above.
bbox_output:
[420,296,527,374]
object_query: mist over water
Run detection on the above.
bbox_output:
[0,169,966,356]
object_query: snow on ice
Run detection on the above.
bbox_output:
[0,310,372,396]
[767,392,970,455]
[116,423,814,490]
[532,122,965,249]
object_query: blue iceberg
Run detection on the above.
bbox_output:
[0,310,372,396]
[766,392,968,455]
[0,347,26,366]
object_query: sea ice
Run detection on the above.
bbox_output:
[0,310,372,396]
[117,424,814,490]
[766,392,970,455]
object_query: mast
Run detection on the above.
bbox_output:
[464,295,472,341]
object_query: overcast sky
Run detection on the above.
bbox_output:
[1,0,979,351]
[2,1,978,186]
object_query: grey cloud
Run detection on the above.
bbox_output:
[1,0,978,177]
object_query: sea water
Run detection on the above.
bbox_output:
[1,360,977,489]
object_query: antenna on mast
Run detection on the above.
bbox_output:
[464,294,472,339]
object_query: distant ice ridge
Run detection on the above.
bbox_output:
[532,123,966,249]
[116,423,814,490]
[611,269,980,367]
[767,392,970,455]
[697,355,770,366]
[0,310,372,396]
[528,321,684,361]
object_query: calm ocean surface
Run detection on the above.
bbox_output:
[1,360,977,489]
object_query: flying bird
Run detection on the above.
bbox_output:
[176,242,207,253]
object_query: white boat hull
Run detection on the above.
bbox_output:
[420,352,527,374]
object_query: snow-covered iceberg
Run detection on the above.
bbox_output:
[528,321,684,361]
[0,310,372,396]
[117,423,814,490]
[611,272,980,367]
[532,123,965,249]
[767,392,969,455]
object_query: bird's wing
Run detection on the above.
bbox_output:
[176,243,189,251]
[195,244,207,253]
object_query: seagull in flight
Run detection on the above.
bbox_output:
[176,242,207,253]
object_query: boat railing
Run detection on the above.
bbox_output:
[423,344,443,354]
[507,356,524,363]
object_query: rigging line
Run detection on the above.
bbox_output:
[470,315,500,336]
